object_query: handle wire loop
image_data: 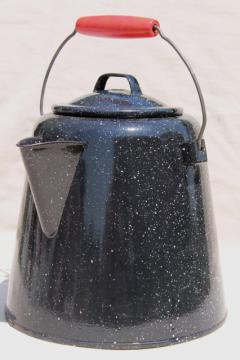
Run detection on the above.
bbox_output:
[40,29,76,116]
[40,25,206,149]
[154,25,206,148]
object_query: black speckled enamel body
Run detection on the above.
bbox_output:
[6,74,226,349]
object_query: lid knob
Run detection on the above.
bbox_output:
[94,73,142,95]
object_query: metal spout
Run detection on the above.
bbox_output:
[17,137,85,238]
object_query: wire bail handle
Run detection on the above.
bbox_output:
[40,15,207,149]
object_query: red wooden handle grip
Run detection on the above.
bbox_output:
[75,15,159,38]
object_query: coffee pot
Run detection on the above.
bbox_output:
[6,16,226,349]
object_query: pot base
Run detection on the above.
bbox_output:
[5,307,227,350]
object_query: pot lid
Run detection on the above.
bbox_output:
[53,73,183,118]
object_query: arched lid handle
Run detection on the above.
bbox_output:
[94,73,142,95]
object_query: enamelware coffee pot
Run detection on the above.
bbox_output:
[6,15,226,349]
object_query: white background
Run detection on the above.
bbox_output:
[0,0,239,358]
